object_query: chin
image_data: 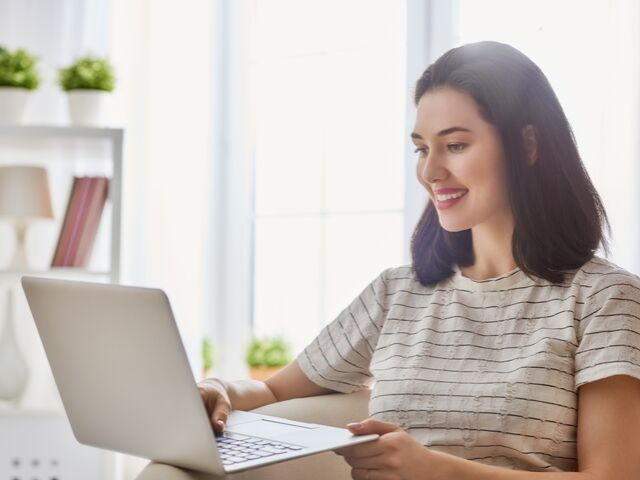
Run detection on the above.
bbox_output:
[438,217,472,233]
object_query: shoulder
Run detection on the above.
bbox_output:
[574,256,640,286]
[375,264,452,307]
[571,255,640,308]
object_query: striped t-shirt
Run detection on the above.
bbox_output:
[297,256,640,472]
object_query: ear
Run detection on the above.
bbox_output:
[522,124,538,166]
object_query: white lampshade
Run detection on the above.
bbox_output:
[0,166,54,220]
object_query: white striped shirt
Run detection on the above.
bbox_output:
[297,256,640,472]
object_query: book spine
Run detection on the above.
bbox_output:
[62,177,95,267]
[51,177,80,267]
[73,177,109,268]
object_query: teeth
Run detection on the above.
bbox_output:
[436,191,467,202]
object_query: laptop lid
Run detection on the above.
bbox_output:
[21,276,224,475]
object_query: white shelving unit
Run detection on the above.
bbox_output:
[0,125,124,480]
[0,125,123,282]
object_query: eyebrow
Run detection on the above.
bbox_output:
[411,126,472,140]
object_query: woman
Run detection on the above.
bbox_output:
[199,41,640,479]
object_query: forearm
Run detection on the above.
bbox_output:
[214,361,331,412]
[432,450,597,480]
[222,378,278,411]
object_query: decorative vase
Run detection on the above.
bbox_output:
[0,288,29,403]
[0,87,32,125]
[66,90,109,126]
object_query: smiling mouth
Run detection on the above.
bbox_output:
[432,189,468,210]
[435,191,467,202]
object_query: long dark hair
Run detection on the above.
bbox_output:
[411,41,609,286]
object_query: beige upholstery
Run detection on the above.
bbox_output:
[134,390,370,480]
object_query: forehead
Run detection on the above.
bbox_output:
[414,87,487,137]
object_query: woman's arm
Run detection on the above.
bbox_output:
[199,359,335,432]
[222,359,335,411]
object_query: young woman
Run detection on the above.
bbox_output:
[199,41,640,479]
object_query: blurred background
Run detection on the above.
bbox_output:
[0,0,638,478]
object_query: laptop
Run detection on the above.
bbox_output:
[21,276,378,475]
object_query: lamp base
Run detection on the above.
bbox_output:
[7,220,30,271]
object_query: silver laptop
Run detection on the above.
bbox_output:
[21,276,378,475]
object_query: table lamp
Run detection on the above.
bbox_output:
[0,166,54,270]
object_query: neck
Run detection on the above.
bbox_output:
[462,217,517,280]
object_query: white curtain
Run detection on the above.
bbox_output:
[107,0,220,376]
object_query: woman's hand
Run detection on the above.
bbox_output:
[334,418,445,480]
[197,377,232,434]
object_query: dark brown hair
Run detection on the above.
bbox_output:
[411,41,609,286]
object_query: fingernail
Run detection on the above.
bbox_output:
[347,422,362,430]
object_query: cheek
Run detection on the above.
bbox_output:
[460,154,508,199]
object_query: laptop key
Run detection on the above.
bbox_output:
[261,446,288,454]
[227,456,247,463]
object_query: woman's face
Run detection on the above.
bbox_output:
[412,87,512,233]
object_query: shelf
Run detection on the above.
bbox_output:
[0,125,123,140]
[0,406,65,418]
[0,268,112,281]
[0,124,124,282]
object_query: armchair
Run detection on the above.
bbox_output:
[134,389,370,480]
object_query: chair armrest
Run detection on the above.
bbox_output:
[135,389,370,480]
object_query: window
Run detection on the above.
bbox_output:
[251,0,408,353]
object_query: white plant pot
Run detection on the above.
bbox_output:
[66,90,110,126]
[0,87,32,125]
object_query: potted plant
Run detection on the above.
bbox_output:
[58,55,115,126]
[0,45,40,124]
[246,336,293,381]
[202,337,215,379]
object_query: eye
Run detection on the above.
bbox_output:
[413,146,428,157]
[448,143,466,153]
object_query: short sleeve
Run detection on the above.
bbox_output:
[296,268,390,393]
[575,270,640,389]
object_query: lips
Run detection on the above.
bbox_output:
[433,188,468,202]
[432,188,468,210]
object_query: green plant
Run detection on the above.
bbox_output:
[0,45,40,90]
[246,336,292,368]
[202,338,214,372]
[58,55,116,92]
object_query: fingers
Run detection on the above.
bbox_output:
[334,441,382,458]
[197,379,232,433]
[352,468,381,480]
[347,418,400,435]
[343,455,384,469]
[211,400,231,433]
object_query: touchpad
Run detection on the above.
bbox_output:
[229,418,317,438]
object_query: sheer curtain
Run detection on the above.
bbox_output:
[108,0,217,376]
[250,0,407,356]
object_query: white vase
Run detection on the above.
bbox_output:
[0,87,32,125]
[66,90,110,126]
[0,289,29,403]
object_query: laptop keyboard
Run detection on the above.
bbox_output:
[216,431,304,465]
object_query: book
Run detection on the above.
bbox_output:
[62,177,95,266]
[51,176,110,268]
[73,177,109,267]
[51,177,82,267]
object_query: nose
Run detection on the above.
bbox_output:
[417,152,447,188]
